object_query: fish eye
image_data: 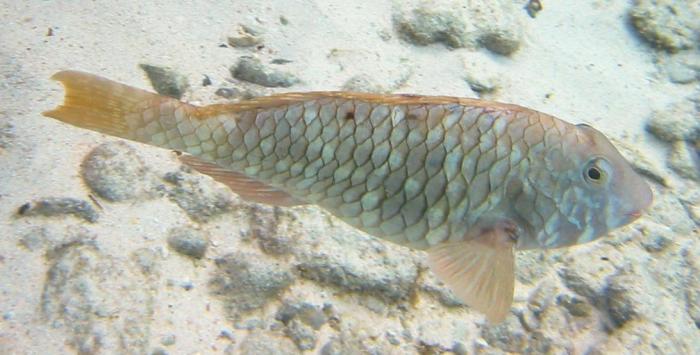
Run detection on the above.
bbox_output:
[587,167,601,180]
[583,158,610,185]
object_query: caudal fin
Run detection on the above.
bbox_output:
[43,70,172,140]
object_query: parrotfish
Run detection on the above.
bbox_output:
[43,70,652,323]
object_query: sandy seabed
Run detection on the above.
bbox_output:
[1,1,699,354]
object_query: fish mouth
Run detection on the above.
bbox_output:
[625,210,642,221]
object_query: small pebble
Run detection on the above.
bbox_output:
[17,197,98,223]
[230,56,300,88]
[139,64,189,99]
[167,227,209,259]
[215,88,239,99]
[160,334,176,346]
[202,75,212,86]
[525,0,543,18]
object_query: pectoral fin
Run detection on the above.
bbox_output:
[427,224,516,323]
[178,154,307,207]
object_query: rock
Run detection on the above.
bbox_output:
[525,0,543,18]
[258,233,294,256]
[139,64,189,99]
[478,30,520,56]
[18,226,60,251]
[215,87,239,99]
[163,169,234,223]
[603,262,692,331]
[238,331,300,355]
[230,56,300,87]
[664,53,700,84]
[166,226,209,259]
[685,245,700,329]
[320,328,395,355]
[341,74,386,93]
[233,318,265,330]
[420,271,465,308]
[515,250,556,285]
[131,247,161,277]
[42,239,155,354]
[17,197,98,223]
[558,246,622,301]
[228,26,263,48]
[637,222,673,253]
[0,122,15,150]
[414,319,469,351]
[481,316,527,353]
[394,1,470,48]
[668,140,700,181]
[243,204,297,256]
[209,252,294,319]
[611,137,669,186]
[275,301,326,350]
[646,100,700,142]
[648,191,696,235]
[629,0,700,52]
[160,334,176,346]
[275,301,327,330]
[393,0,523,55]
[556,294,593,317]
[285,319,317,351]
[295,225,418,301]
[589,321,691,354]
[82,141,159,202]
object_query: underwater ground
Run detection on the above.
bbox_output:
[0,1,698,353]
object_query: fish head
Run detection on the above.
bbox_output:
[513,123,653,249]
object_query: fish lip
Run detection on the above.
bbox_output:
[625,210,643,221]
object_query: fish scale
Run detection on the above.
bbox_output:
[44,71,653,322]
[145,98,538,250]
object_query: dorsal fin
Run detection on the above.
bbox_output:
[192,91,532,118]
[178,154,307,207]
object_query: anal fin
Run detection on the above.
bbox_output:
[178,154,307,207]
[427,222,516,323]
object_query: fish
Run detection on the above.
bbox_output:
[43,70,653,323]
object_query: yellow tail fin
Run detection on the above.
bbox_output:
[43,70,171,139]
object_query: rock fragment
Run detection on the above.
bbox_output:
[0,122,16,151]
[295,229,418,301]
[341,74,386,93]
[664,52,700,84]
[82,141,159,202]
[139,64,189,99]
[237,331,300,355]
[230,56,299,87]
[166,226,209,259]
[17,197,98,223]
[481,316,527,353]
[394,2,470,48]
[163,169,234,223]
[558,247,621,301]
[668,140,700,181]
[285,319,317,351]
[394,0,523,55]
[209,252,294,319]
[646,100,700,142]
[556,294,593,317]
[42,239,155,354]
[276,301,326,351]
[18,226,60,251]
[228,25,263,48]
[629,0,700,52]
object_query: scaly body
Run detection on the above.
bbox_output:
[44,71,652,322]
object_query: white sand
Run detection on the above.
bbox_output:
[0,1,697,353]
